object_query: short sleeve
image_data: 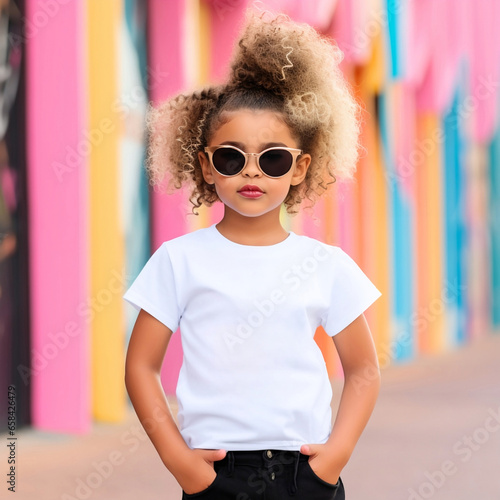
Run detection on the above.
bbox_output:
[123,243,180,332]
[322,248,382,336]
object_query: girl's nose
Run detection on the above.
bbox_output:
[242,154,262,177]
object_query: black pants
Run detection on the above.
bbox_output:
[182,450,345,499]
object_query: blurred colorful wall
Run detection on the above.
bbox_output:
[1,0,499,434]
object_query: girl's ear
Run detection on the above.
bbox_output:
[198,151,215,185]
[290,154,312,186]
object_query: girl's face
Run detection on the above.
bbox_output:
[198,109,311,219]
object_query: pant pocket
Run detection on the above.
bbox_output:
[304,461,340,488]
[182,472,222,499]
[300,462,345,499]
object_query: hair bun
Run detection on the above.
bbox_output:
[228,12,343,101]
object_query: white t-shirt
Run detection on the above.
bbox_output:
[124,224,381,451]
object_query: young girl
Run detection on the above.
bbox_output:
[124,11,381,500]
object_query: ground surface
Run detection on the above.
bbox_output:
[3,333,500,500]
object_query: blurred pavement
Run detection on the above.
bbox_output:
[4,333,500,500]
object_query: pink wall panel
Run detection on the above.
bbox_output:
[148,0,188,251]
[433,0,465,112]
[337,180,359,258]
[148,0,189,394]
[263,0,338,32]
[468,0,500,143]
[413,0,465,114]
[207,0,250,84]
[412,0,500,137]
[300,197,325,241]
[394,83,416,199]
[406,0,432,88]
[26,0,89,432]
[329,0,355,64]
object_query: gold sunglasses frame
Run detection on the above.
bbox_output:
[204,145,303,178]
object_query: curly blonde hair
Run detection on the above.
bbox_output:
[147,10,361,213]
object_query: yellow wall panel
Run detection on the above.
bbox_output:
[364,32,385,95]
[87,0,126,422]
[415,113,445,354]
[356,65,391,366]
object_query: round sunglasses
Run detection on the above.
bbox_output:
[204,145,303,178]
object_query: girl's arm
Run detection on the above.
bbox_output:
[125,309,225,494]
[301,313,381,484]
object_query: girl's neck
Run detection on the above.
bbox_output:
[216,206,289,246]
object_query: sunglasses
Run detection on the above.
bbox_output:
[204,145,303,178]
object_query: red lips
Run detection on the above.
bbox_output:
[238,184,263,193]
[238,184,264,198]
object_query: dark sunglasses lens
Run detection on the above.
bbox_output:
[212,148,245,176]
[259,149,293,177]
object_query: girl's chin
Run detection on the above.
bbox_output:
[222,203,283,219]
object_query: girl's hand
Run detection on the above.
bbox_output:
[175,448,226,495]
[300,443,346,486]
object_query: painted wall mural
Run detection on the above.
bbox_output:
[11,0,500,432]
